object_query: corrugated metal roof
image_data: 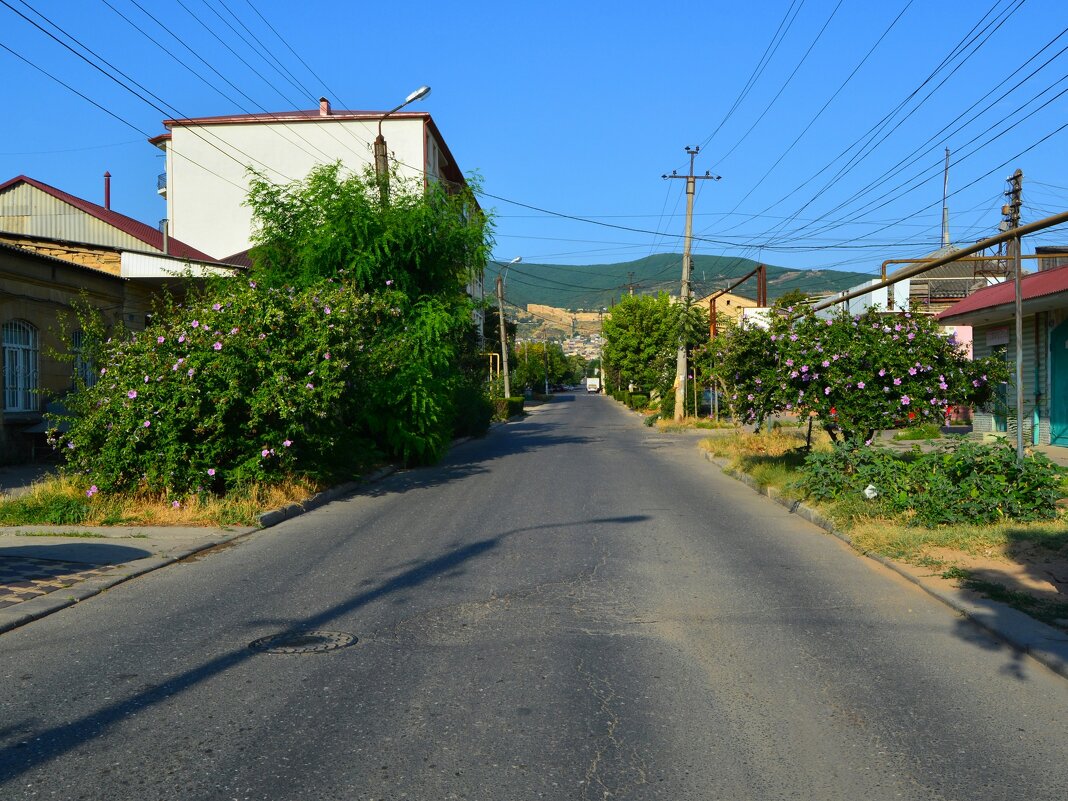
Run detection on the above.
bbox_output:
[938,263,1068,322]
[0,175,213,260]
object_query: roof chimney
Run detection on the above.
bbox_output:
[104,171,111,210]
[319,97,331,116]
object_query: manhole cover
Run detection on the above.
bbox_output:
[249,630,357,654]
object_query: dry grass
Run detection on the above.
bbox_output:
[847,516,1068,564]
[655,417,737,433]
[699,426,831,462]
[0,475,327,528]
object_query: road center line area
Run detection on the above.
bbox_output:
[1,395,1066,800]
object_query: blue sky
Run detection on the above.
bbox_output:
[2,0,1066,295]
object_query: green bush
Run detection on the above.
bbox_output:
[795,439,1063,526]
[628,393,649,410]
[450,376,493,438]
[493,397,524,420]
[49,164,494,498]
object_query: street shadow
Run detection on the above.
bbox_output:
[363,422,598,498]
[0,513,649,782]
[0,543,152,567]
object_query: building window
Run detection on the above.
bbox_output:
[3,320,39,412]
[71,330,97,389]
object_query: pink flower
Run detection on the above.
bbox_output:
[187,368,195,377]
[283,439,293,447]
[143,375,150,383]
[824,386,831,395]
[86,485,98,498]
[207,468,216,476]
[901,395,911,405]
[305,383,314,389]
[127,390,137,399]
[324,306,331,315]
[249,281,257,289]
[172,500,180,508]
[230,327,238,335]
[261,449,270,458]
[178,335,186,344]
[324,352,330,360]
[893,377,902,386]
[192,320,200,328]
[157,336,165,344]
[386,279,393,286]
[143,420,151,427]
[212,303,222,311]
[213,341,223,351]
[857,381,865,389]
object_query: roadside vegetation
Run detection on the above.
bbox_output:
[0,164,495,526]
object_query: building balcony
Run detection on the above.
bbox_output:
[157,172,167,197]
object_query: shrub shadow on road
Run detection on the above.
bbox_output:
[0,513,650,783]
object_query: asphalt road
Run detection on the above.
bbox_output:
[1,395,1066,800]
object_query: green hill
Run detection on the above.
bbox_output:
[487,254,870,311]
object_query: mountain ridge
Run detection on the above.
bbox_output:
[487,254,870,310]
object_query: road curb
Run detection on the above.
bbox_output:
[0,466,399,635]
[703,451,1068,681]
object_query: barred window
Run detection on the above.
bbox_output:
[3,320,39,412]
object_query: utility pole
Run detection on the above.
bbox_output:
[663,147,720,420]
[496,274,511,399]
[941,147,951,249]
[1004,169,1024,460]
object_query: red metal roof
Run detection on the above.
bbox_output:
[0,175,214,261]
[938,262,1068,322]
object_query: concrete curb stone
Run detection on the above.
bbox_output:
[703,450,1068,681]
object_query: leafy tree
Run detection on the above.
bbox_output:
[602,293,695,396]
[246,162,488,297]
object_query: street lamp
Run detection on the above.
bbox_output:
[373,85,431,204]
[496,257,521,399]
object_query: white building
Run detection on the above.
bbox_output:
[151,98,468,261]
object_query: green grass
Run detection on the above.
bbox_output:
[942,567,1068,627]
[892,423,943,441]
[0,486,90,525]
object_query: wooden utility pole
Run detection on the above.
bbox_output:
[663,147,720,420]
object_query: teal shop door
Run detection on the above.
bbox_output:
[1051,320,1068,445]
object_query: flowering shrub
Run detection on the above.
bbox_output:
[710,304,1008,441]
[702,319,778,426]
[770,306,1006,442]
[50,164,493,499]
[54,281,382,496]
